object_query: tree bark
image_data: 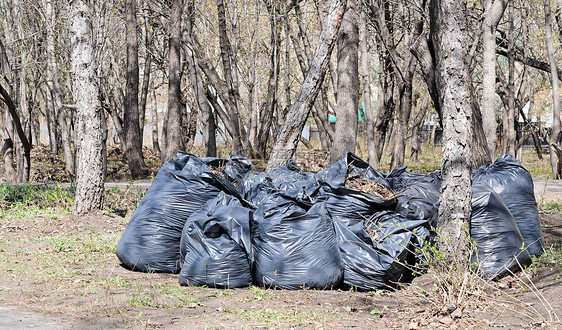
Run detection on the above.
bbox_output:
[124,0,147,178]
[70,0,105,214]
[151,88,160,157]
[409,96,428,161]
[256,0,282,159]
[162,0,185,162]
[330,0,358,164]
[45,0,59,155]
[431,0,472,261]
[288,11,333,150]
[216,0,245,155]
[544,0,562,179]
[504,0,516,156]
[185,1,216,157]
[1,107,16,183]
[266,0,345,171]
[480,0,507,158]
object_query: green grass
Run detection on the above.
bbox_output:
[542,201,562,214]
[532,246,562,274]
[0,184,74,210]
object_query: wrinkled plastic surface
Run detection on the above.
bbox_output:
[473,154,544,256]
[386,165,441,192]
[333,209,431,291]
[203,154,253,187]
[179,192,253,288]
[116,152,237,273]
[316,153,392,189]
[241,160,321,208]
[252,197,343,289]
[471,183,532,279]
[394,182,440,228]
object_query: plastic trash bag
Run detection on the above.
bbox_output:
[316,153,392,190]
[241,160,321,208]
[252,197,343,289]
[116,152,239,273]
[333,209,424,291]
[179,192,253,288]
[386,165,441,192]
[471,183,532,279]
[202,154,253,187]
[393,181,440,229]
[473,154,544,256]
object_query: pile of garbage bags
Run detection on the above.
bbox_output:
[116,152,544,290]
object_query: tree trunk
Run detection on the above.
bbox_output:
[360,7,376,168]
[505,0,516,156]
[70,0,105,214]
[2,108,16,183]
[58,108,74,175]
[266,0,345,171]
[45,0,59,155]
[431,0,472,263]
[216,0,245,155]
[124,0,147,178]
[162,0,185,162]
[185,1,216,157]
[330,0,358,164]
[410,96,428,161]
[256,1,282,159]
[288,17,333,150]
[139,11,153,141]
[373,64,394,168]
[480,0,508,158]
[151,88,160,157]
[544,0,562,179]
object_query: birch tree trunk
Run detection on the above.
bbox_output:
[431,0,472,261]
[45,0,59,155]
[266,0,345,171]
[70,0,105,214]
[544,0,562,179]
[330,0,358,164]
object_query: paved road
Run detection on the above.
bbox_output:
[534,179,562,203]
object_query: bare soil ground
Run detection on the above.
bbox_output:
[0,209,561,329]
[0,146,561,329]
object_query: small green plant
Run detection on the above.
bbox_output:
[370,305,388,314]
[251,286,266,301]
[543,202,562,214]
[127,294,155,308]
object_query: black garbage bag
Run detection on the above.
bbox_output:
[316,153,392,190]
[386,165,441,192]
[241,160,320,208]
[202,154,253,187]
[473,154,544,256]
[116,152,239,273]
[471,183,532,279]
[333,208,427,291]
[179,192,253,288]
[252,197,343,289]
[318,154,396,244]
[395,182,440,228]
